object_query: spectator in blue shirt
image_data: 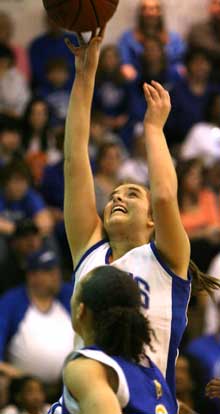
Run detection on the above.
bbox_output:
[0,247,73,385]
[0,160,53,238]
[118,0,185,81]
[28,16,77,91]
[166,47,218,149]
[38,58,71,128]
[186,302,220,414]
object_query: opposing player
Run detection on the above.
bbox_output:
[63,30,219,405]
[49,265,177,414]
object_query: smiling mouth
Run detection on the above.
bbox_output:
[111,206,128,215]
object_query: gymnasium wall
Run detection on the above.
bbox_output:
[0,0,209,45]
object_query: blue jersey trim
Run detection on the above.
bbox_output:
[105,247,112,264]
[150,241,191,283]
[74,239,108,274]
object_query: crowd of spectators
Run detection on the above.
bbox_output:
[0,0,220,412]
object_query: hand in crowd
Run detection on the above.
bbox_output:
[205,378,220,399]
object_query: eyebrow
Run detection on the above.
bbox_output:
[110,186,143,198]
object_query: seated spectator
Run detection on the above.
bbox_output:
[118,0,185,81]
[2,376,49,414]
[94,142,122,216]
[89,110,126,168]
[0,11,30,80]
[128,35,181,122]
[175,355,196,413]
[181,92,220,167]
[0,219,51,295]
[187,0,220,81]
[40,131,71,270]
[28,15,77,90]
[166,48,217,147]
[22,98,54,155]
[93,45,131,147]
[118,125,149,186]
[38,58,71,127]
[0,43,30,118]
[0,160,53,238]
[0,118,22,168]
[177,158,220,271]
[186,308,220,414]
[0,248,73,386]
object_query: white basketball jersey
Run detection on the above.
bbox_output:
[73,240,191,395]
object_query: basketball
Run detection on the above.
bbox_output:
[42,0,119,33]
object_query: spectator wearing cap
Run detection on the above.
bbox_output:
[0,219,51,295]
[0,247,73,385]
[0,43,30,118]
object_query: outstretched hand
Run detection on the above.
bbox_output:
[65,27,105,76]
[143,81,171,130]
[206,378,220,399]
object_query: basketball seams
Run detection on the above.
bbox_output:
[89,0,100,27]
[43,0,69,11]
[69,0,82,31]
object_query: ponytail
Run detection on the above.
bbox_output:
[93,306,154,363]
[189,259,220,296]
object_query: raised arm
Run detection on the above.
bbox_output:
[64,34,104,266]
[143,81,190,279]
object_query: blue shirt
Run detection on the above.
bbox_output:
[0,283,72,360]
[0,188,46,223]
[28,32,78,89]
[118,30,186,71]
[186,334,220,413]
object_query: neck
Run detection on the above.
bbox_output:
[28,288,53,312]
[188,76,207,94]
[109,236,148,261]
[176,392,194,409]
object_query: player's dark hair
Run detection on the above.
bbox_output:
[80,266,153,363]
[189,260,220,296]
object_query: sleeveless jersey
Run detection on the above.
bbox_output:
[48,346,177,414]
[73,240,191,400]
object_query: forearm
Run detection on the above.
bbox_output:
[144,124,177,200]
[64,73,95,164]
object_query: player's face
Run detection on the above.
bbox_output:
[104,184,153,237]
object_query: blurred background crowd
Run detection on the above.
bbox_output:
[0,0,220,413]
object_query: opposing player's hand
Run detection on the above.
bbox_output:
[143,81,171,129]
[65,27,105,76]
[206,378,220,399]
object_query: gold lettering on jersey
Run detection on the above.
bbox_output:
[155,404,168,414]
[154,380,163,399]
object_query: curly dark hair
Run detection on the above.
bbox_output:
[79,266,153,363]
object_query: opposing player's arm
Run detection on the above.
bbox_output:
[64,35,103,265]
[143,82,190,279]
[64,358,122,414]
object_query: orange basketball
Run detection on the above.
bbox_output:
[42,0,119,32]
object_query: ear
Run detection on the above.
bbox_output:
[76,302,85,321]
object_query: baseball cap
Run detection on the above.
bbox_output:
[26,248,59,272]
[13,219,39,239]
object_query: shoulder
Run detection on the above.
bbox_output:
[0,286,28,309]
[64,357,109,396]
